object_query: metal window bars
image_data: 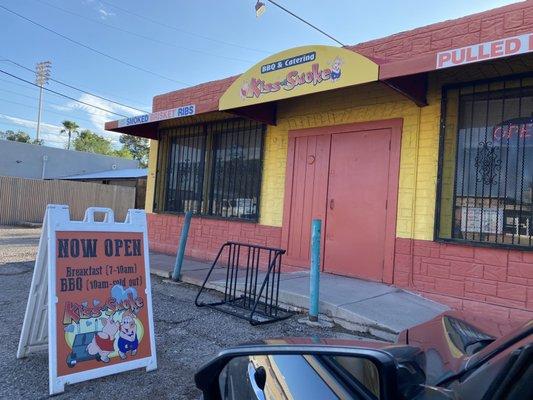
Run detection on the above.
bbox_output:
[208,120,264,220]
[436,74,533,248]
[164,124,206,214]
[195,242,293,325]
[155,119,265,221]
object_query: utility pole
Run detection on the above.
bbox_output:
[35,61,52,142]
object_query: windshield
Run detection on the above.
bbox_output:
[391,315,496,387]
[465,320,533,369]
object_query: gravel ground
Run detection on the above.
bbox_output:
[0,226,365,399]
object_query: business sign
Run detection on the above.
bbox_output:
[117,104,196,128]
[219,45,379,110]
[436,32,533,69]
[17,205,157,395]
[461,207,503,234]
[493,117,533,141]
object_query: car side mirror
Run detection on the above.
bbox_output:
[195,344,399,400]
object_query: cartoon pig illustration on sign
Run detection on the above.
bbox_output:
[329,56,343,81]
[86,316,119,363]
[117,311,139,359]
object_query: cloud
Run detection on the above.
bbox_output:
[1,92,141,148]
[49,103,71,113]
[98,7,115,20]
[54,94,140,146]
[82,0,115,20]
[0,114,66,147]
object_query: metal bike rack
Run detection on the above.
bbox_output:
[195,242,292,325]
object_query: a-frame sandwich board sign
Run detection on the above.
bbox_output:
[17,205,157,395]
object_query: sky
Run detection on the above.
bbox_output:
[0,0,522,148]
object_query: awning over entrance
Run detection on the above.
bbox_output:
[105,45,382,134]
[219,45,379,110]
[105,32,533,135]
[381,32,533,79]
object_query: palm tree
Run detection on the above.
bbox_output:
[60,120,79,150]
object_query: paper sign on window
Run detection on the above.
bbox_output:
[461,207,503,234]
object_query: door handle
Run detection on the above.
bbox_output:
[329,199,335,210]
[247,362,266,400]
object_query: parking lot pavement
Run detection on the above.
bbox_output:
[0,226,366,399]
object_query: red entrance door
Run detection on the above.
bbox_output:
[324,129,392,280]
[282,120,402,283]
[282,134,330,267]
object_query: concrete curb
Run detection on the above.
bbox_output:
[149,251,448,343]
[151,268,172,279]
[151,267,402,341]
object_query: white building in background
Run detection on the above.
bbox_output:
[0,140,139,179]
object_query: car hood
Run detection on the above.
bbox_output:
[264,311,502,386]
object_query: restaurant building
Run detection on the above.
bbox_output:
[106,2,533,326]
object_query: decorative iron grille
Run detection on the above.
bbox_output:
[208,120,264,220]
[155,119,265,221]
[164,124,206,214]
[436,75,533,247]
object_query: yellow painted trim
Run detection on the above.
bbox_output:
[259,128,288,227]
[149,82,445,241]
[438,89,460,239]
[219,45,379,110]
[145,139,158,213]
[259,81,442,240]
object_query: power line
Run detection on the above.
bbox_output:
[0,86,41,101]
[0,74,148,109]
[1,58,149,114]
[35,0,256,65]
[0,76,38,91]
[0,73,145,108]
[264,0,345,46]
[0,97,105,128]
[0,68,129,117]
[0,5,190,86]
[0,86,129,120]
[99,0,272,55]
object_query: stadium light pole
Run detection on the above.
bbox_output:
[35,61,52,142]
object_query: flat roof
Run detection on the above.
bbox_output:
[57,168,147,180]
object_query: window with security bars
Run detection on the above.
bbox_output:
[154,119,265,221]
[437,75,533,247]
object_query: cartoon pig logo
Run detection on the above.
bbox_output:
[117,311,139,359]
[240,80,254,99]
[86,316,119,363]
[330,56,343,82]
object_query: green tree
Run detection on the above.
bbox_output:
[3,130,31,143]
[60,120,80,150]
[73,129,114,154]
[72,129,134,161]
[119,134,149,167]
[112,147,133,159]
